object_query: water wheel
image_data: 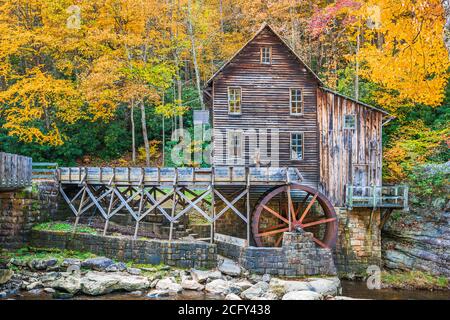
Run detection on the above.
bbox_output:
[251,184,338,248]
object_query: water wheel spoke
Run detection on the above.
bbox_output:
[311,236,329,249]
[275,234,283,247]
[286,186,296,223]
[295,193,310,220]
[259,223,288,234]
[262,205,290,225]
[256,226,290,237]
[301,217,337,228]
[298,193,318,223]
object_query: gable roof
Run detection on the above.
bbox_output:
[205,22,390,116]
[205,23,323,86]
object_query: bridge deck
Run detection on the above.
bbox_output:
[58,166,303,187]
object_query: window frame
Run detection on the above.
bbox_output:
[260,47,272,65]
[343,114,356,130]
[227,86,242,115]
[289,88,304,115]
[290,132,304,161]
[227,130,244,160]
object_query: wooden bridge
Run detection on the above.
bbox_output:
[0,152,32,190]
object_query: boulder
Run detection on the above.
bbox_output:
[190,269,222,283]
[241,281,269,300]
[44,288,56,294]
[181,279,204,291]
[155,278,183,294]
[282,290,322,300]
[261,274,271,283]
[127,267,142,275]
[81,257,114,271]
[269,278,312,296]
[80,271,150,295]
[218,259,241,277]
[61,258,81,268]
[205,279,229,295]
[308,279,340,296]
[229,280,253,294]
[42,273,81,294]
[225,293,242,300]
[147,290,169,298]
[0,269,13,285]
[26,281,43,291]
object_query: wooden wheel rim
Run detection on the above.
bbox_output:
[251,184,338,248]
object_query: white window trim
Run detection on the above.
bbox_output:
[289,88,304,116]
[290,132,304,161]
[260,47,272,64]
[227,86,242,115]
[343,114,356,129]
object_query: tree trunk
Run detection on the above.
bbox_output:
[187,0,204,110]
[140,100,150,166]
[131,100,136,164]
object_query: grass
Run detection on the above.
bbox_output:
[0,247,97,268]
[382,270,449,290]
[32,222,98,235]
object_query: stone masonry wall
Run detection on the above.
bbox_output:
[218,232,336,277]
[334,207,382,277]
[31,229,217,269]
[0,181,60,249]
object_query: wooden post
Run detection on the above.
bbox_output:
[246,167,251,246]
[210,167,215,244]
[73,186,86,235]
[169,169,178,242]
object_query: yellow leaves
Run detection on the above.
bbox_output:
[154,103,189,118]
[358,0,450,110]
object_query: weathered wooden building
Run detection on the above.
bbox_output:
[203,23,408,271]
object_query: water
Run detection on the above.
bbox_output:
[4,281,449,300]
[341,280,450,300]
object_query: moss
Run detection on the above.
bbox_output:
[382,270,449,290]
[32,222,98,235]
[1,246,96,264]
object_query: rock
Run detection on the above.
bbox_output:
[308,279,339,296]
[9,259,27,267]
[27,259,48,271]
[241,281,269,300]
[141,267,158,272]
[0,269,13,285]
[61,258,81,268]
[205,279,229,295]
[229,280,252,294]
[43,273,81,294]
[249,274,263,283]
[105,264,120,272]
[67,265,81,274]
[160,266,171,271]
[155,278,183,294]
[115,262,127,271]
[80,271,150,295]
[282,290,322,300]
[52,290,74,299]
[28,288,43,295]
[269,278,311,295]
[81,257,114,271]
[225,293,242,300]
[190,269,222,284]
[218,259,241,277]
[46,258,58,268]
[0,291,7,298]
[127,267,142,275]
[181,279,204,291]
[128,290,143,296]
[262,274,271,283]
[147,290,169,298]
[150,279,159,288]
[44,288,56,294]
[259,291,278,300]
[26,281,42,291]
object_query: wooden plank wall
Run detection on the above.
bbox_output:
[211,26,320,188]
[0,152,32,189]
[317,89,384,207]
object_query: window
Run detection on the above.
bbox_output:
[290,89,303,115]
[227,130,243,159]
[260,47,272,64]
[290,132,303,160]
[344,114,356,129]
[228,87,241,114]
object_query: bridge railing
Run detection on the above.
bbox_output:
[32,162,58,181]
[0,152,32,190]
[345,184,409,211]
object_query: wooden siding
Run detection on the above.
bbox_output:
[317,88,384,207]
[211,27,320,188]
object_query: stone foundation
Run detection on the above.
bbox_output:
[334,207,382,277]
[30,229,217,269]
[217,232,336,277]
[0,181,60,249]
